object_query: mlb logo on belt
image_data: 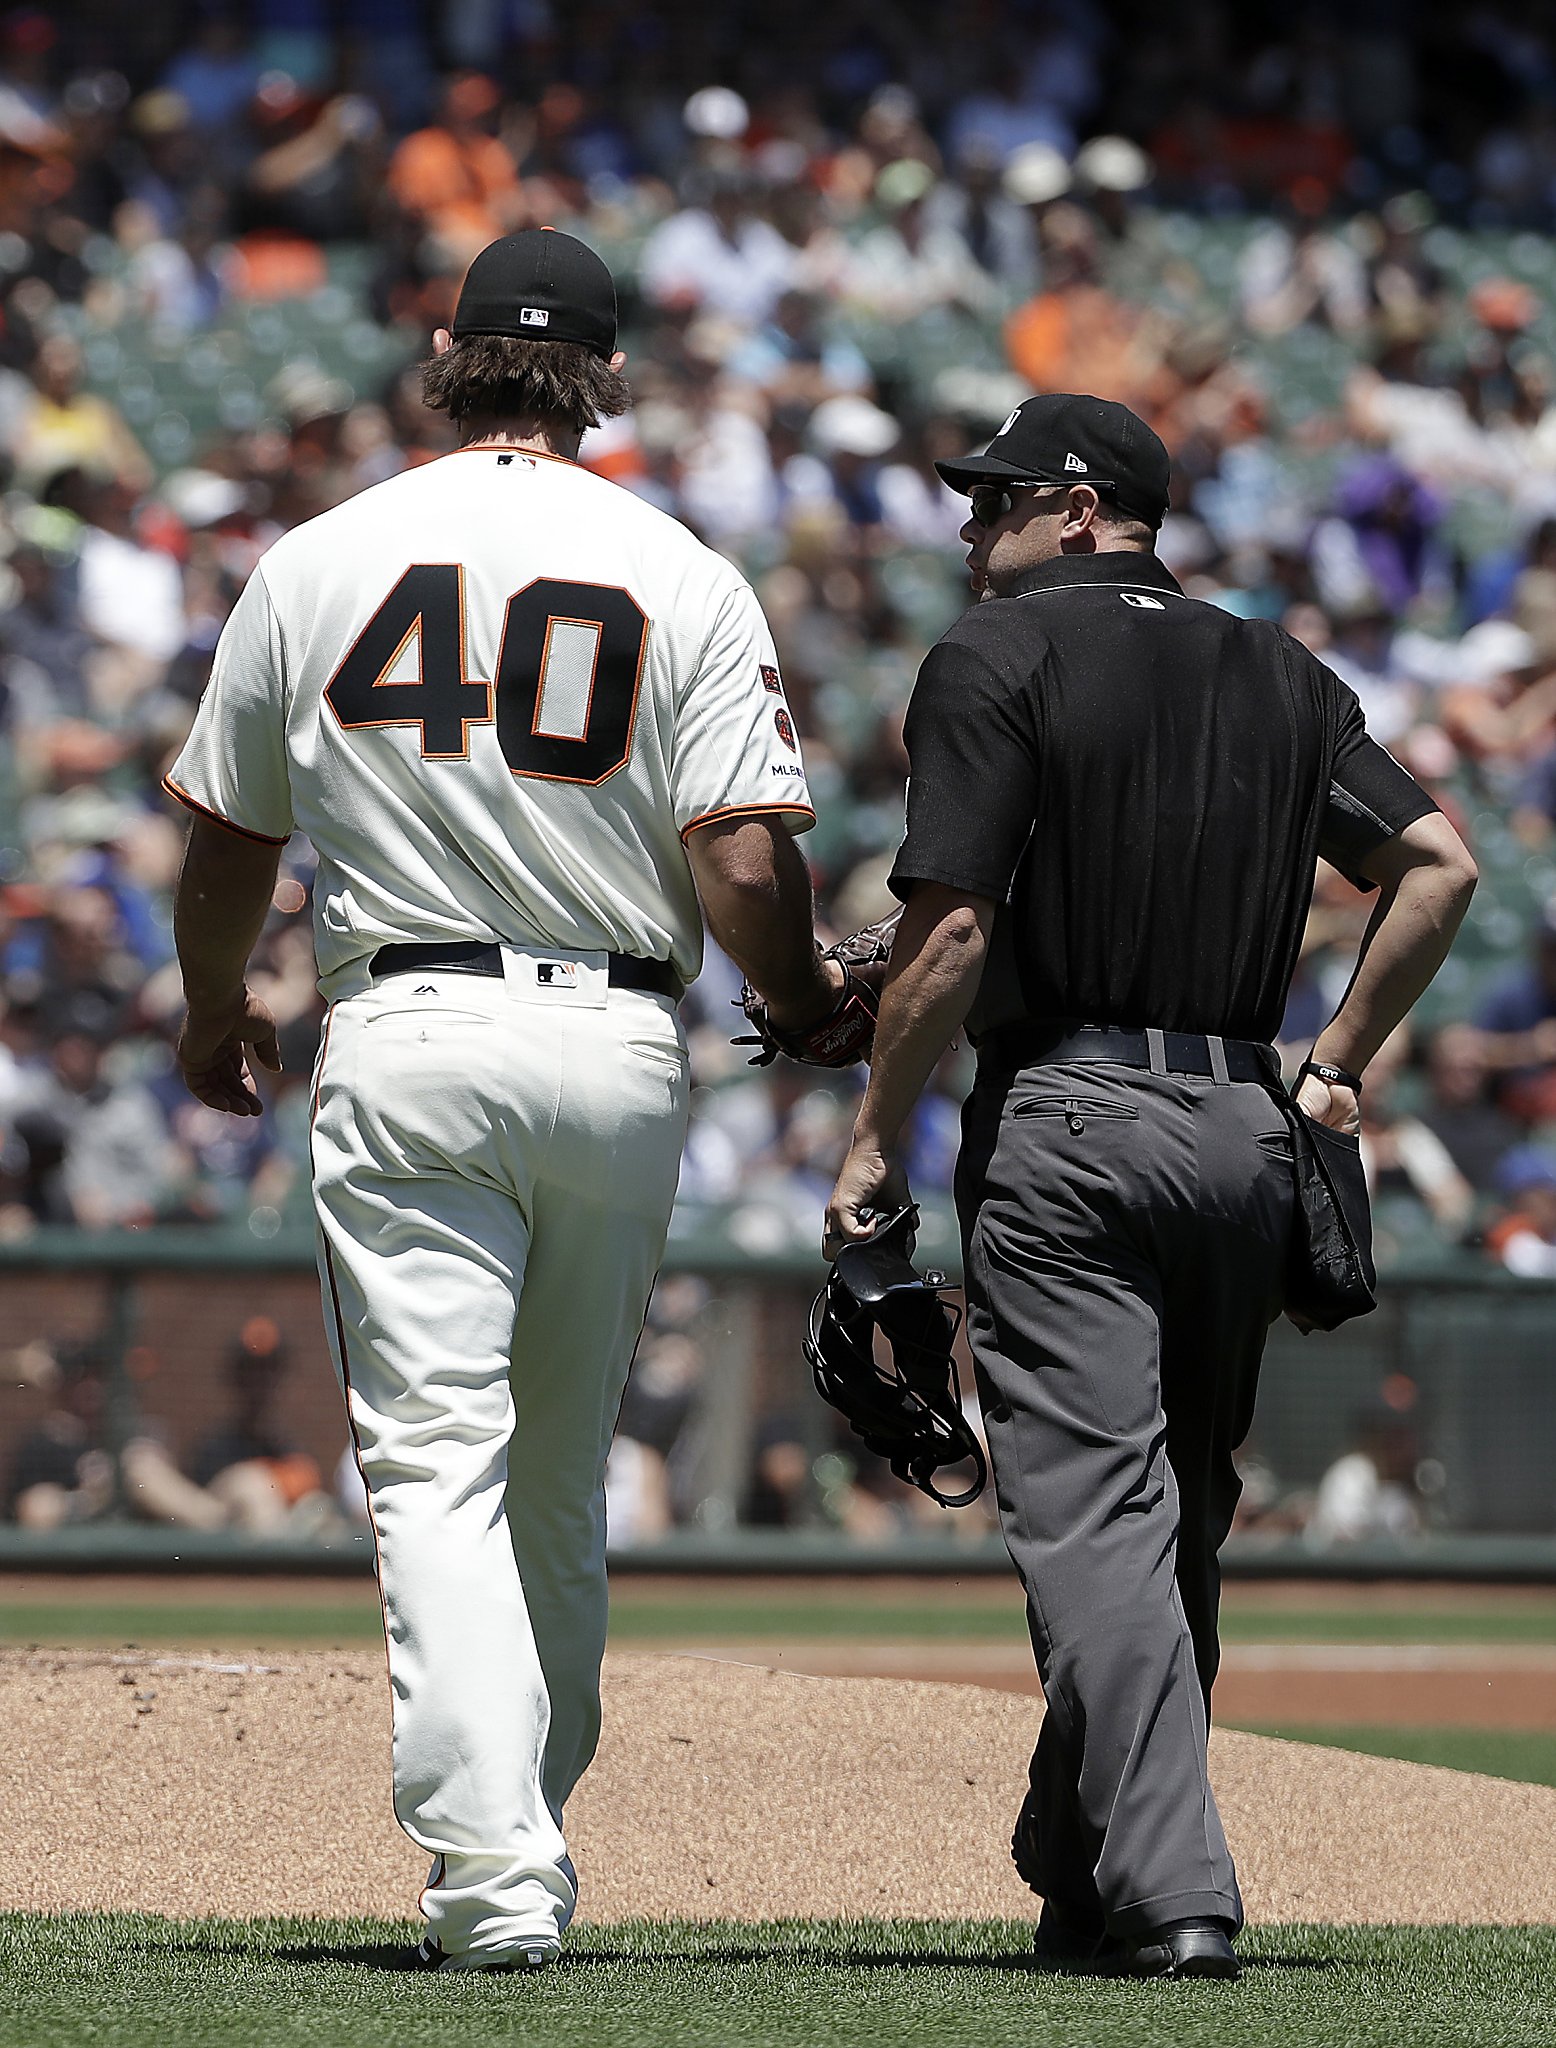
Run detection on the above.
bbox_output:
[520,307,550,327]
[535,960,578,987]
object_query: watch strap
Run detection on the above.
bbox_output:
[1299,1058,1364,1095]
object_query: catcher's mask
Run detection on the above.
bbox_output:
[804,1205,987,1508]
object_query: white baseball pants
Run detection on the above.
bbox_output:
[310,947,689,1959]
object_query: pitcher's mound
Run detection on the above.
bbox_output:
[4,1648,1554,1924]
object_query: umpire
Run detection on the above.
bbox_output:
[825,394,1476,1979]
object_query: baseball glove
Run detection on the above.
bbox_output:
[733,909,900,1068]
[804,1204,986,1508]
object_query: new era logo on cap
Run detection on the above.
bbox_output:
[520,306,550,327]
[1064,451,1087,471]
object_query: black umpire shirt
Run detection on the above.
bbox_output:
[889,551,1437,1044]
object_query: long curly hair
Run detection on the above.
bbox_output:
[421,335,629,436]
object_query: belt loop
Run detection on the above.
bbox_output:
[1207,1033,1230,1085]
[1145,1026,1167,1076]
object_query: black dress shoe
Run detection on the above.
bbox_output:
[1125,1918,1240,1980]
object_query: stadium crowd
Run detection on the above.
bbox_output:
[0,0,1552,1293]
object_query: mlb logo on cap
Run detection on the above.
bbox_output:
[452,228,619,361]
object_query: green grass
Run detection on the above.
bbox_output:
[0,1917,1551,2048]
[1216,1604,1556,1646]
[3,1589,1555,1649]
[0,1601,383,1648]
[1242,1723,1556,1789]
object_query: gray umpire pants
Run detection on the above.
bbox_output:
[955,1057,1294,1939]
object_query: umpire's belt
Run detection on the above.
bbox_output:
[369,939,680,1001]
[978,1020,1279,1085]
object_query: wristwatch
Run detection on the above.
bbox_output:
[1298,1058,1363,1094]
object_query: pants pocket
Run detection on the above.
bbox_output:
[1012,1095,1142,1135]
[623,1036,686,1073]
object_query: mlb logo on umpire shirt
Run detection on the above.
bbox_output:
[520,307,550,327]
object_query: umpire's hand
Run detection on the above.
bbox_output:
[823,1140,911,1258]
[179,987,283,1117]
[1294,1070,1361,1135]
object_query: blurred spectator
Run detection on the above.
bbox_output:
[1,540,91,722]
[124,88,203,238]
[1484,1146,1556,1277]
[11,334,150,491]
[10,1017,171,1226]
[3,1338,113,1525]
[113,190,230,333]
[928,141,1038,294]
[74,475,187,673]
[845,158,997,322]
[1360,192,1444,332]
[186,1315,335,1533]
[945,43,1093,166]
[1239,207,1368,338]
[4,1334,226,1528]
[726,290,870,409]
[243,76,383,252]
[1074,134,1157,273]
[161,16,262,136]
[1004,201,1158,407]
[0,11,56,123]
[1305,1402,1424,1547]
[1436,620,1556,765]
[790,394,902,532]
[1361,1080,1474,1239]
[998,138,1073,265]
[605,1328,702,1546]
[1416,1025,1523,1192]
[1473,903,1556,1121]
[639,161,794,328]
[386,73,521,266]
[1309,457,1448,623]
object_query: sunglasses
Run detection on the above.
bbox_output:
[968,477,1117,527]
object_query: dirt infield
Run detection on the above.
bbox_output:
[5,1647,1555,1926]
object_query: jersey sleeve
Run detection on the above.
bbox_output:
[1318,672,1437,882]
[163,568,293,845]
[672,574,815,839]
[889,639,1039,901]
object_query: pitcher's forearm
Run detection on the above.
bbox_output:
[173,819,282,1006]
[686,814,837,1023]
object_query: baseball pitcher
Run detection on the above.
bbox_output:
[166,230,869,1970]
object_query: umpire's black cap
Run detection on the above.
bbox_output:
[452,228,618,361]
[936,393,1171,526]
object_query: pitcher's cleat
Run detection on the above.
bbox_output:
[417,1935,557,1973]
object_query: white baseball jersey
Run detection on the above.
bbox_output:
[165,447,814,997]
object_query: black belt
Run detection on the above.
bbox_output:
[369,940,680,1000]
[978,1020,1279,1085]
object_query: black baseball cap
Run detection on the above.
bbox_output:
[452,228,617,362]
[935,393,1171,526]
